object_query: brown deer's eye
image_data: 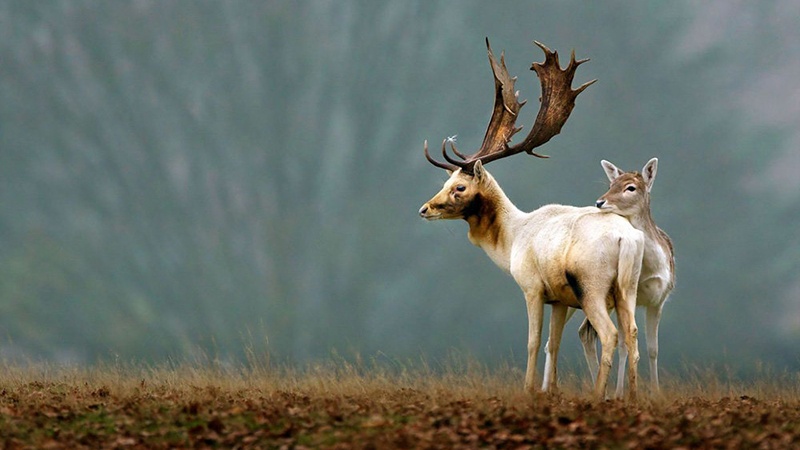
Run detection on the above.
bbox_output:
[456,185,467,192]
[625,185,636,192]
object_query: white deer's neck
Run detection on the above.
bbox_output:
[464,184,520,273]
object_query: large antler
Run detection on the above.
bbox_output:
[425,38,596,173]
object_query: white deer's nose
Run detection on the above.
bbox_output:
[596,199,606,208]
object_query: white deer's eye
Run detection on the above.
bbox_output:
[625,185,636,192]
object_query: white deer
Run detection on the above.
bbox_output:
[546,158,675,397]
[418,39,644,400]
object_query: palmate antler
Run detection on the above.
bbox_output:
[425,38,596,173]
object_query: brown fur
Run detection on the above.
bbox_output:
[464,193,504,250]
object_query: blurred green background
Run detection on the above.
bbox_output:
[1,1,798,377]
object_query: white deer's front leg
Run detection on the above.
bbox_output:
[524,292,544,394]
[544,306,576,391]
[542,304,568,392]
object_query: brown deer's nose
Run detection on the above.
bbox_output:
[419,205,429,216]
[595,199,606,208]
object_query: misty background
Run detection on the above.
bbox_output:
[1,1,798,378]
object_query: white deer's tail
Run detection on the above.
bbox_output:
[616,234,644,304]
[581,233,643,334]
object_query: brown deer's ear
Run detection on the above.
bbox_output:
[601,160,624,182]
[642,158,658,192]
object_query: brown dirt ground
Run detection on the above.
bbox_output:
[1,362,799,449]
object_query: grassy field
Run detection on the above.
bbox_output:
[1,357,799,449]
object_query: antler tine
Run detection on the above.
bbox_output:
[563,48,596,96]
[424,140,459,171]
[441,139,465,166]
[449,141,469,160]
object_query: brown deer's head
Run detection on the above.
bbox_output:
[595,158,658,217]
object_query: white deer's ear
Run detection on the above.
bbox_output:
[472,160,486,183]
[600,160,624,182]
[642,158,658,192]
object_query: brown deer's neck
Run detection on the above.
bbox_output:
[629,205,658,238]
[629,203,675,279]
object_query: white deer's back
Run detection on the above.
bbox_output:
[509,205,643,306]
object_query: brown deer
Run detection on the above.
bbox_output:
[546,159,675,397]
[418,39,645,399]
[594,158,675,394]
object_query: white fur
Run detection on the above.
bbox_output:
[421,163,644,399]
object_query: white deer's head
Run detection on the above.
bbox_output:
[419,162,493,221]
[419,38,596,221]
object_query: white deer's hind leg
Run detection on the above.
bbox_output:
[581,300,618,400]
[542,304,568,392]
[524,293,545,394]
[615,235,643,400]
[615,302,639,400]
[646,303,664,392]
[578,317,600,384]
[614,312,641,400]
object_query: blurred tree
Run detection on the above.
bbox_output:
[0,0,797,375]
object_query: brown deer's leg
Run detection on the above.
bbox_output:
[646,304,664,393]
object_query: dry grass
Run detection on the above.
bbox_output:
[1,355,799,448]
